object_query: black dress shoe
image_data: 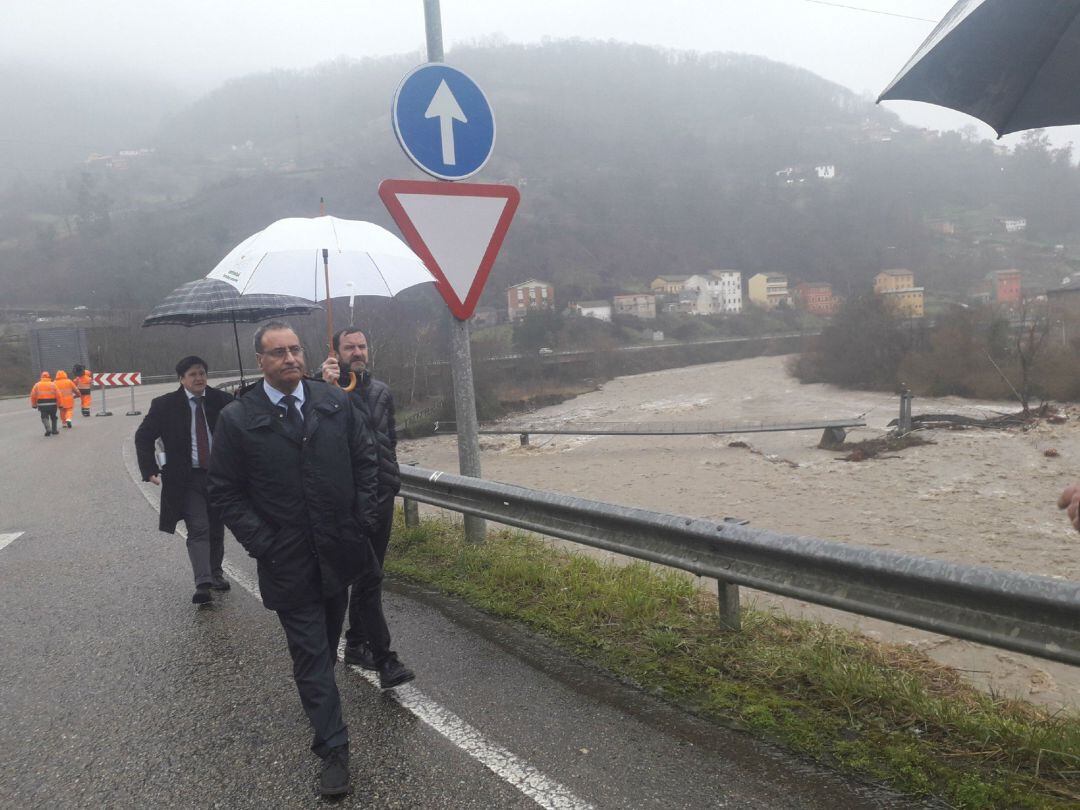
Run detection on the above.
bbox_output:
[192,585,213,605]
[343,641,376,670]
[319,745,350,797]
[377,653,415,690]
[209,576,230,591]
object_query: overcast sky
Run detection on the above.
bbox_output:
[7,0,1078,150]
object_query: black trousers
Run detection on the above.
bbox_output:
[345,499,394,656]
[38,404,57,434]
[277,591,350,758]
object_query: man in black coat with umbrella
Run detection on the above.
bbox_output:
[135,355,234,604]
[321,326,402,669]
[207,321,412,797]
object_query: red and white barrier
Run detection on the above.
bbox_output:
[92,372,142,387]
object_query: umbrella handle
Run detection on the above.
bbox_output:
[321,245,356,392]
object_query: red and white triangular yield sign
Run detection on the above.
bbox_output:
[379,179,520,321]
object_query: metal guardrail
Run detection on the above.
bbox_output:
[399,466,1080,667]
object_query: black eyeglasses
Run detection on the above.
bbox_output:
[258,345,304,360]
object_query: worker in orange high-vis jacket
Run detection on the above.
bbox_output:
[74,365,93,416]
[54,370,79,429]
[30,371,59,436]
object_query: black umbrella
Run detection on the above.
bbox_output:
[142,278,320,386]
[878,0,1080,137]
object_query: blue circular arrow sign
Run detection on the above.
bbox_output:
[392,63,496,181]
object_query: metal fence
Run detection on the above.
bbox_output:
[399,466,1080,667]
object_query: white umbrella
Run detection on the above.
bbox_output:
[206,215,435,389]
[207,216,434,299]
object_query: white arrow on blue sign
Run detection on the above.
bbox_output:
[392,63,496,181]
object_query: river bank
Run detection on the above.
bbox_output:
[400,354,1080,709]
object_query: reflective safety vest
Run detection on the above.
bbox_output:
[30,374,58,406]
[54,372,78,409]
[76,371,92,393]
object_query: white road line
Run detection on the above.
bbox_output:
[120,439,592,810]
[343,649,593,810]
[0,532,25,552]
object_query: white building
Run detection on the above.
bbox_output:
[571,300,613,322]
[682,270,743,315]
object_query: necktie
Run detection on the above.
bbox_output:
[194,397,210,468]
[280,394,303,437]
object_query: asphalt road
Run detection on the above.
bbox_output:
[0,382,933,808]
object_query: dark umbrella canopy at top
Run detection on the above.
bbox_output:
[878,0,1080,137]
[142,278,320,326]
[143,278,321,385]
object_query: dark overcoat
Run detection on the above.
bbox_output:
[336,369,401,504]
[134,385,233,533]
[206,379,381,611]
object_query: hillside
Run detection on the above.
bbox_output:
[3,40,1080,312]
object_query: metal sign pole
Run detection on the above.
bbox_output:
[424,0,485,543]
[126,385,141,416]
[95,383,112,417]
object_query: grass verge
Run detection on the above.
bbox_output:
[386,515,1080,809]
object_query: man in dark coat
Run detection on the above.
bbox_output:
[207,322,412,798]
[135,356,233,604]
[322,326,402,669]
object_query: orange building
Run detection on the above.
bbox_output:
[989,269,1022,305]
[793,282,840,316]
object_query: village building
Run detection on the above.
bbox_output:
[873,269,924,318]
[988,269,1022,305]
[1046,279,1080,324]
[613,293,657,320]
[793,281,840,316]
[680,271,743,315]
[649,275,690,295]
[507,279,555,322]
[747,273,791,310]
[570,300,613,322]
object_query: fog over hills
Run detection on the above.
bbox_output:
[0,63,186,182]
[3,40,1079,310]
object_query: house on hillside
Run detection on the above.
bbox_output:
[747,273,791,310]
[613,294,657,320]
[1047,279,1080,323]
[507,279,554,322]
[681,271,742,315]
[874,270,924,318]
[570,300,613,322]
[988,270,1022,305]
[793,282,840,316]
[650,275,690,295]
